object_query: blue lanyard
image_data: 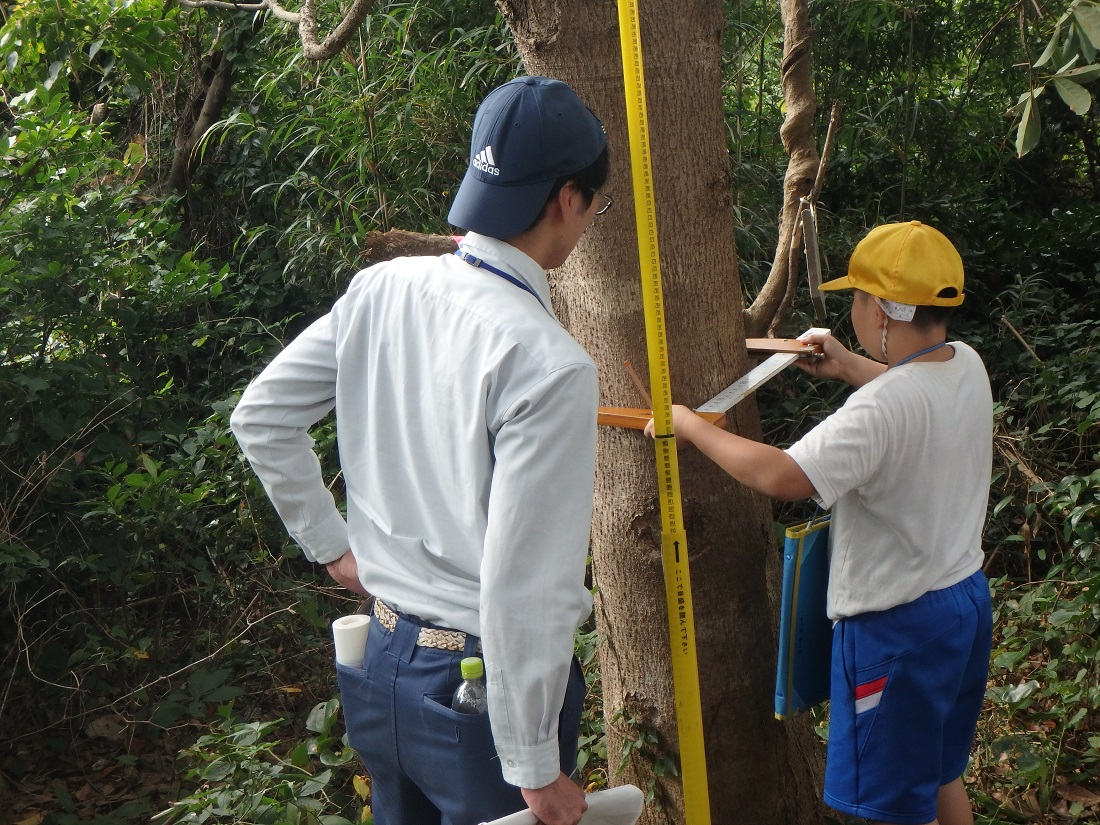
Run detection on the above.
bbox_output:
[453,250,548,313]
[893,341,948,368]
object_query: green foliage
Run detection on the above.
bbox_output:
[981,212,1100,580]
[1011,0,1100,157]
[611,704,679,811]
[153,701,366,825]
[575,618,609,788]
[727,0,1032,305]
[0,81,275,722]
[0,0,325,761]
[981,300,1099,823]
[1,0,181,111]
[193,0,517,291]
[1,2,514,821]
[978,539,1099,820]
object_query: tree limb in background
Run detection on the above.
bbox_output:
[168,32,238,192]
[743,0,818,338]
[176,0,377,60]
[778,103,841,331]
[360,229,457,264]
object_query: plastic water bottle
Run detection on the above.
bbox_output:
[452,656,488,714]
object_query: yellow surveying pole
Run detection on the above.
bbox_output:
[616,2,711,822]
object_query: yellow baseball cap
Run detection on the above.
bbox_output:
[818,220,965,307]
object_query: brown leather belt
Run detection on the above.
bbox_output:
[372,598,481,654]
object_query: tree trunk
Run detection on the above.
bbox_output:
[167,17,259,195]
[167,47,235,194]
[496,2,824,823]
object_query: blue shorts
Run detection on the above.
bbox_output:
[824,570,992,824]
[336,604,585,825]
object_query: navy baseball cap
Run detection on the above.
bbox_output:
[448,76,606,239]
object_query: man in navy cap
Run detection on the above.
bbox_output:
[231,76,611,825]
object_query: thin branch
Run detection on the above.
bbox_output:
[810,102,842,204]
[1,396,138,539]
[3,603,299,742]
[1000,315,1042,362]
[178,0,300,24]
[996,439,1044,487]
[298,0,376,60]
[108,603,295,714]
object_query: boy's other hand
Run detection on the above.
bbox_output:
[796,331,887,388]
[794,332,851,381]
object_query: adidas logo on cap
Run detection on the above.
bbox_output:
[473,145,499,176]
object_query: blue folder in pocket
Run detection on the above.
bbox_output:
[774,513,832,719]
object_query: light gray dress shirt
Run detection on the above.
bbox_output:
[230,232,598,788]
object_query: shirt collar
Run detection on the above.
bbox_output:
[455,233,557,321]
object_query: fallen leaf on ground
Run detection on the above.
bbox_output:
[1055,784,1100,806]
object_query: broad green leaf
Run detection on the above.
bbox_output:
[994,649,1027,669]
[1054,77,1093,114]
[300,771,331,796]
[1050,607,1080,626]
[1063,63,1100,81]
[1017,85,1045,105]
[1035,19,1065,68]
[1058,55,1082,73]
[305,701,331,733]
[1016,93,1042,157]
[1073,2,1100,47]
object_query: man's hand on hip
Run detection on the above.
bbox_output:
[325,551,369,596]
[521,772,587,825]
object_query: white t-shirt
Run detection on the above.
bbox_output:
[785,342,993,620]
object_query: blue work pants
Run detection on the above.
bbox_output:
[336,606,585,825]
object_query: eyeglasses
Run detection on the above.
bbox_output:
[595,192,613,216]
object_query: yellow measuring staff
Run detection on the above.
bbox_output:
[616,2,711,822]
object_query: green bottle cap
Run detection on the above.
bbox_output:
[460,656,484,679]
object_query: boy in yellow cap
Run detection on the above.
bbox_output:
[646,221,994,825]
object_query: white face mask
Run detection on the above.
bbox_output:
[873,296,917,322]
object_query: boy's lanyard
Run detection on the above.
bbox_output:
[892,341,948,368]
[453,250,549,314]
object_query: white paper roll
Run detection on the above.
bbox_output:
[332,614,371,667]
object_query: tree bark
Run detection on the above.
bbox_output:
[496,2,824,823]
